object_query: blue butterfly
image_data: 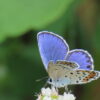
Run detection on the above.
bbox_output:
[37,31,100,88]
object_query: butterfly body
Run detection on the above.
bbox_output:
[37,31,100,88]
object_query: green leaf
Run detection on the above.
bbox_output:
[0,0,74,43]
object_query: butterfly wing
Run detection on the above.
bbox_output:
[68,70,100,85]
[37,31,69,70]
[47,62,100,87]
[66,49,94,70]
[56,60,79,70]
[47,60,79,78]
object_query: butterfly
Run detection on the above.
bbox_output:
[37,31,100,88]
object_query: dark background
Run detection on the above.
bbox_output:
[0,0,100,100]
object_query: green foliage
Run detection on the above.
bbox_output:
[0,0,100,100]
[0,0,74,42]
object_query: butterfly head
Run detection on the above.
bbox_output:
[47,77,58,87]
[47,78,53,85]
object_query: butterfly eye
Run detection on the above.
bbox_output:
[49,78,52,82]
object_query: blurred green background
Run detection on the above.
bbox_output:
[0,0,100,100]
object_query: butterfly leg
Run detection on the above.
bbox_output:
[51,85,59,93]
[43,82,48,88]
[55,87,59,93]
[65,85,69,93]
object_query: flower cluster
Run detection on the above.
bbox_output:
[37,87,76,100]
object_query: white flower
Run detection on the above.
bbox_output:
[58,92,75,100]
[41,87,52,96]
[36,87,76,100]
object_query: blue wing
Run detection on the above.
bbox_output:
[37,31,69,70]
[66,49,94,70]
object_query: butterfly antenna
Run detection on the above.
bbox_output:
[36,76,48,82]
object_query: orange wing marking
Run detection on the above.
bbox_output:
[82,72,96,82]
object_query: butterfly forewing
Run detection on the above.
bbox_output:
[37,31,69,70]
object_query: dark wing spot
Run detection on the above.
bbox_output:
[65,75,67,77]
[70,72,73,75]
[76,81,79,83]
[87,60,90,63]
[87,65,91,68]
[55,68,58,70]
[79,77,81,80]
[77,71,80,74]
[63,67,66,69]
[83,72,86,75]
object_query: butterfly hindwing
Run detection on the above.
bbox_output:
[47,61,79,79]
[37,31,69,69]
[56,60,79,70]
[67,70,100,85]
[66,49,94,70]
[47,61,100,87]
